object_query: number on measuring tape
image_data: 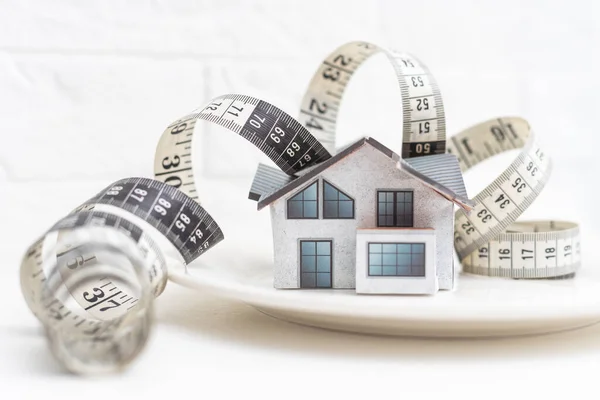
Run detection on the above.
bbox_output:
[299,41,446,159]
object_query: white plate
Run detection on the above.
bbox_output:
[169,230,600,337]
[167,180,600,338]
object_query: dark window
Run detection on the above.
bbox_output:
[300,240,332,288]
[377,191,413,227]
[323,181,354,219]
[368,243,425,277]
[287,181,318,219]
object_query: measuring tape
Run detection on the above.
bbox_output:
[154,94,333,201]
[295,41,580,278]
[447,118,581,277]
[299,41,446,159]
[20,177,223,372]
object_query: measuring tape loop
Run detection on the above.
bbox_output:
[20,177,224,372]
[448,117,581,277]
[154,94,333,202]
[299,41,446,158]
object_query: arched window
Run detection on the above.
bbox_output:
[287,181,318,219]
[323,181,354,219]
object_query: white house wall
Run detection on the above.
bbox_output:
[270,144,455,290]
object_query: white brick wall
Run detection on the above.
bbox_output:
[0,0,597,182]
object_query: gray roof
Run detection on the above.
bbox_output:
[249,163,294,201]
[249,137,474,211]
[404,154,468,199]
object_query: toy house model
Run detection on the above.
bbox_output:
[249,137,473,295]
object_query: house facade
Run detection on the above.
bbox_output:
[249,137,472,295]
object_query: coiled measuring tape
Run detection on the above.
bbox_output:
[20,177,223,372]
[296,41,580,278]
[447,118,581,277]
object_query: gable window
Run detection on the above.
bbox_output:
[323,181,354,219]
[287,181,318,219]
[377,190,414,227]
[368,243,425,277]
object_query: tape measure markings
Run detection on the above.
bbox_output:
[79,177,224,264]
[155,94,333,202]
[447,117,579,277]
[300,41,446,158]
[23,210,163,335]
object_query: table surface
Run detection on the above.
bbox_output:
[1,179,598,399]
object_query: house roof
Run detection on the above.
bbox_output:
[249,137,474,211]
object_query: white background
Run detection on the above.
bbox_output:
[1,0,599,399]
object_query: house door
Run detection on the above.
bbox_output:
[300,240,332,288]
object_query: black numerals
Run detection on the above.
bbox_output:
[99,300,122,312]
[162,155,180,170]
[306,118,323,130]
[309,99,328,114]
[494,194,510,209]
[164,175,182,188]
[490,126,505,142]
[498,248,511,260]
[462,221,475,235]
[333,54,352,66]
[411,76,424,87]
[204,101,222,111]
[401,59,415,67]
[526,162,538,176]
[419,122,430,134]
[545,247,556,259]
[478,247,488,258]
[477,209,492,223]
[506,123,518,139]
[521,249,533,260]
[227,104,244,118]
[83,287,105,303]
[170,123,187,135]
[322,68,340,81]
[564,245,572,257]
[416,98,429,111]
[512,177,526,193]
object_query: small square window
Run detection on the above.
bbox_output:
[377,190,414,227]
